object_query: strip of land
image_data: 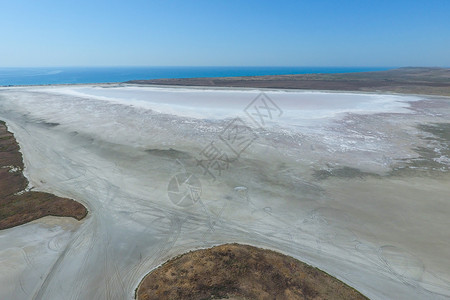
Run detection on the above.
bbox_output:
[128,67,450,96]
[137,243,368,300]
[0,120,87,230]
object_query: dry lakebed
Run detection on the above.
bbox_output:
[0,83,449,299]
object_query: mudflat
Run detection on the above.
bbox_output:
[0,85,449,299]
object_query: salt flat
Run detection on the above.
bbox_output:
[0,84,449,299]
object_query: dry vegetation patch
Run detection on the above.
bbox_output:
[137,244,368,300]
[0,120,87,230]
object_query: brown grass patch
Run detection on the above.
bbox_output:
[0,120,87,230]
[137,243,368,300]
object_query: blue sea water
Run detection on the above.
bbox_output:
[0,66,391,86]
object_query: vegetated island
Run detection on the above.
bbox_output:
[0,120,87,230]
[128,67,450,96]
[136,243,368,300]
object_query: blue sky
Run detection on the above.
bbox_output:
[1,0,449,67]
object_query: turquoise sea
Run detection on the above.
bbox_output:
[0,66,391,86]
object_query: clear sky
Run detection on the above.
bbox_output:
[1,0,449,67]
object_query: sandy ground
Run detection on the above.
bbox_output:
[0,84,449,299]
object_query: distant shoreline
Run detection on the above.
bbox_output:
[128,67,450,97]
[2,67,449,97]
[0,66,391,87]
[0,82,121,88]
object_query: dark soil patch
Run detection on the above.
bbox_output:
[390,122,450,176]
[137,243,368,300]
[0,120,87,230]
[145,148,192,160]
[313,166,379,180]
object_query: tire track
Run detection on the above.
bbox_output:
[124,212,183,293]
